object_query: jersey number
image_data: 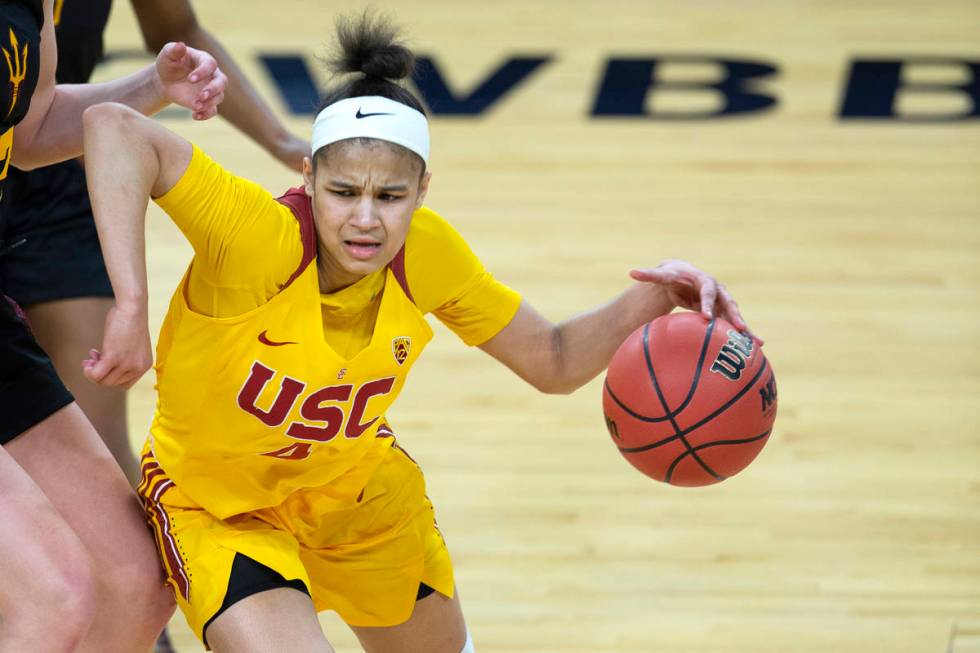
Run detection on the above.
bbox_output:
[237,361,395,460]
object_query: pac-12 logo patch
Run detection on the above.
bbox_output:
[392,337,411,365]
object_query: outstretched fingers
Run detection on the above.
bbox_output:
[697,276,718,319]
[630,262,762,344]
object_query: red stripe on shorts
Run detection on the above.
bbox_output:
[139,462,191,601]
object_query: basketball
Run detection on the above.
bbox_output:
[602,311,777,486]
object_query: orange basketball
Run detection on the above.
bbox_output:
[602,311,777,486]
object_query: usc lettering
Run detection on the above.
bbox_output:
[237,361,396,460]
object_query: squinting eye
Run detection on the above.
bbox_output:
[330,189,354,197]
[379,194,403,202]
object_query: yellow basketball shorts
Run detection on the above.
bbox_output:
[136,440,455,643]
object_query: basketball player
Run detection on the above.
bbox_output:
[0,0,227,650]
[82,12,750,653]
[0,0,308,489]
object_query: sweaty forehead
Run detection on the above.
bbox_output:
[315,138,424,179]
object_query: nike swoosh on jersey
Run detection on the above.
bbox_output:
[258,330,298,347]
[355,108,394,119]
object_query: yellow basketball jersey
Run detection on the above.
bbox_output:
[150,188,433,519]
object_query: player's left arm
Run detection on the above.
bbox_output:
[130,0,309,171]
[13,2,225,171]
[479,261,752,395]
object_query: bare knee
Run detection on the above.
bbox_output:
[3,546,98,650]
[100,560,175,637]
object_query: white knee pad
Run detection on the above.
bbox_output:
[460,629,475,653]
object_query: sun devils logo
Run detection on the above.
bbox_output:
[2,28,28,119]
[391,337,411,365]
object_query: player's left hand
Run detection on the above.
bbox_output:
[155,42,227,120]
[631,259,762,344]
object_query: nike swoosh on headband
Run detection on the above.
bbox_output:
[355,108,395,119]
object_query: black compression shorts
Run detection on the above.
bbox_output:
[0,296,73,444]
[0,160,113,306]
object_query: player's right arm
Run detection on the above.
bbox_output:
[80,104,192,387]
[80,102,300,387]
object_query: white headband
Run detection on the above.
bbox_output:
[311,96,430,165]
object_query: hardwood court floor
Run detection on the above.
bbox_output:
[92,1,980,651]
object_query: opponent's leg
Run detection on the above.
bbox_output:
[23,297,136,483]
[25,299,176,653]
[6,403,175,653]
[205,588,335,653]
[0,446,97,652]
[351,587,468,653]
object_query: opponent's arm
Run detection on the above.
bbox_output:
[479,260,752,395]
[13,0,225,170]
[131,0,308,171]
[81,103,193,388]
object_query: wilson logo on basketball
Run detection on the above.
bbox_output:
[392,337,411,365]
[710,330,755,381]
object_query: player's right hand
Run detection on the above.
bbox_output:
[83,304,153,389]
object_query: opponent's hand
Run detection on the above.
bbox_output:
[155,42,227,120]
[631,259,762,343]
[82,304,153,389]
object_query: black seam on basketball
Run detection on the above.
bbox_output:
[664,429,771,482]
[618,432,685,454]
[604,381,672,423]
[666,446,726,483]
[641,323,722,482]
[670,318,716,418]
[691,429,771,451]
[616,356,770,455]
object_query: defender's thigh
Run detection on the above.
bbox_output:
[0,445,96,646]
[5,404,169,602]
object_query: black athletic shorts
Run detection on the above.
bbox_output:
[0,160,113,306]
[0,295,73,444]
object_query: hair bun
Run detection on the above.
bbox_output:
[329,10,415,82]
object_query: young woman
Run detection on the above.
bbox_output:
[83,13,751,653]
[0,0,227,650]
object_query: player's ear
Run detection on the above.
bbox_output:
[415,170,431,209]
[302,156,315,197]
